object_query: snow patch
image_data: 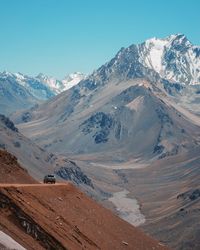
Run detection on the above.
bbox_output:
[0,231,26,250]
[109,190,145,226]
[37,72,86,93]
[138,34,200,85]
[140,37,168,73]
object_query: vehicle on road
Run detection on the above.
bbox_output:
[43,174,56,184]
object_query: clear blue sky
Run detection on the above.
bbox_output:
[0,0,199,78]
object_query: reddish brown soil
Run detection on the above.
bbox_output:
[0,150,169,249]
[0,183,170,250]
[0,150,37,184]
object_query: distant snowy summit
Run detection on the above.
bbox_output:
[137,34,200,85]
[87,34,200,91]
[0,71,55,100]
[62,72,86,91]
[37,72,86,94]
[0,71,86,99]
[0,71,86,114]
[1,33,200,116]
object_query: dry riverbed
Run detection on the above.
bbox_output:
[109,189,146,226]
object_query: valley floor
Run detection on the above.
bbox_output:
[72,152,200,250]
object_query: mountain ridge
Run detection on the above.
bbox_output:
[0,71,85,115]
[14,34,200,160]
[138,34,200,85]
[3,33,200,250]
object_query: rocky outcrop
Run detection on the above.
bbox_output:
[0,191,65,250]
[55,160,94,188]
[0,115,94,189]
[0,114,18,132]
[80,112,113,144]
[177,189,200,202]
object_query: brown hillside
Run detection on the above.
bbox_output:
[0,183,169,250]
[0,150,37,184]
[0,150,169,249]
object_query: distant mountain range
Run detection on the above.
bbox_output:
[0,71,85,115]
[14,34,200,160]
[36,72,86,94]
[2,34,200,250]
[1,34,200,116]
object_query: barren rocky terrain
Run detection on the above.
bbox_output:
[75,149,200,250]
[0,150,169,250]
[0,150,37,184]
[1,34,200,250]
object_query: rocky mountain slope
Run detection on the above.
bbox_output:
[112,147,200,250]
[0,114,93,190]
[11,34,200,250]
[0,150,37,184]
[0,150,169,250]
[0,182,169,250]
[14,71,200,162]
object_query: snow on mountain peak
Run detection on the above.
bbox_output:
[144,34,191,51]
[1,71,14,79]
[62,72,86,91]
[14,72,25,79]
[142,37,169,72]
[137,34,200,84]
[35,72,86,94]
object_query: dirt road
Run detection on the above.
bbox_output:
[0,183,68,187]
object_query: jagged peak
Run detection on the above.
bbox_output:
[166,33,186,40]
[168,34,192,47]
[36,72,46,78]
[13,72,26,80]
[36,73,53,81]
[0,71,13,77]
[143,33,192,48]
[0,71,27,80]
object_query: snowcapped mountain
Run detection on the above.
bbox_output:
[62,72,86,91]
[0,71,55,100]
[9,34,200,250]
[36,72,86,94]
[88,34,200,88]
[0,71,56,115]
[0,72,39,115]
[0,71,85,115]
[14,34,200,160]
[79,34,200,94]
[138,34,200,85]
